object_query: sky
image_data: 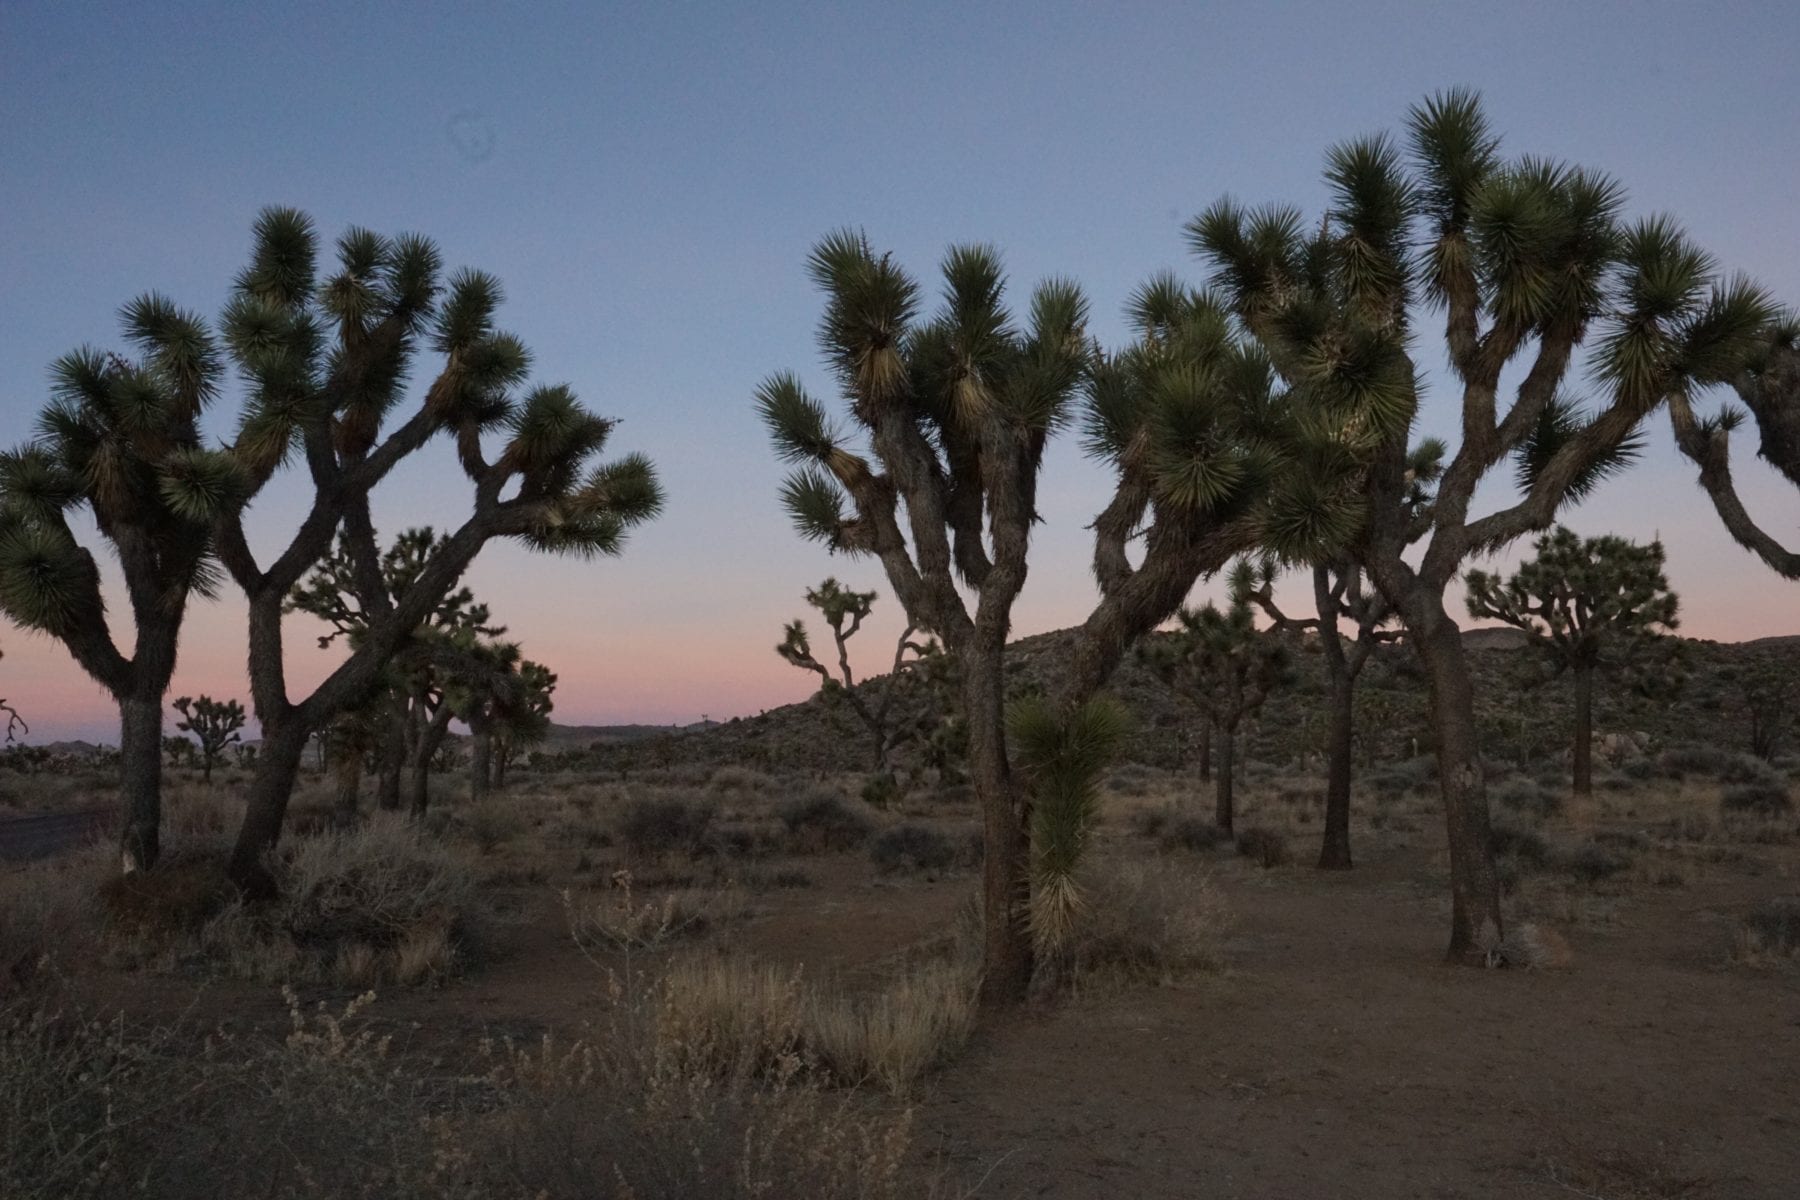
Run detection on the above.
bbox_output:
[2,0,1797,743]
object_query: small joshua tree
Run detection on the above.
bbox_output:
[1141,590,1292,833]
[171,694,246,784]
[1466,527,1679,795]
[0,647,23,744]
[491,658,555,792]
[776,577,926,774]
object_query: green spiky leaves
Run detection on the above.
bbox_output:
[1009,694,1130,953]
[778,466,852,550]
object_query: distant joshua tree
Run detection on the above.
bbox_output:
[0,647,24,744]
[1141,590,1291,833]
[172,694,247,785]
[1466,527,1679,795]
[776,577,928,775]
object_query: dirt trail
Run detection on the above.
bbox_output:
[920,845,1800,1198]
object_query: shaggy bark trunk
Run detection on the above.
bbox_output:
[376,706,407,810]
[1213,723,1235,833]
[200,752,214,786]
[1319,669,1355,870]
[963,636,1033,1011]
[117,694,163,873]
[406,708,455,815]
[1197,725,1212,783]
[1410,600,1504,963]
[1572,663,1594,797]
[229,721,309,897]
[332,738,363,828]
[469,722,492,805]
[492,744,509,792]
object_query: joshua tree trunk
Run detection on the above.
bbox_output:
[469,721,492,805]
[332,739,362,828]
[1408,597,1504,963]
[962,635,1033,1011]
[1319,669,1355,870]
[406,707,455,815]
[1572,662,1594,797]
[1197,725,1212,782]
[229,720,309,897]
[117,693,163,872]
[1213,722,1235,833]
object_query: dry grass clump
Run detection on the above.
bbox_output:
[1732,897,1800,962]
[654,952,977,1096]
[568,874,748,951]
[1049,861,1230,990]
[1719,779,1792,817]
[458,794,529,852]
[777,788,877,852]
[709,765,776,793]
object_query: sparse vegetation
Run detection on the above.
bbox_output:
[868,823,960,874]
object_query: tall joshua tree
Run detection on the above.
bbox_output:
[776,577,924,773]
[1466,527,1679,796]
[171,694,246,785]
[759,236,1091,1006]
[1189,90,1771,960]
[0,298,231,870]
[490,657,555,791]
[1141,590,1291,833]
[207,209,661,893]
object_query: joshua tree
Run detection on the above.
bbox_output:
[171,694,246,785]
[1141,591,1291,833]
[1187,90,1771,960]
[202,209,661,894]
[452,637,527,806]
[490,658,555,792]
[1466,527,1679,795]
[1245,556,1405,868]
[1669,319,1800,578]
[776,577,926,774]
[759,236,1091,1006]
[289,525,504,812]
[1737,662,1794,761]
[0,299,230,870]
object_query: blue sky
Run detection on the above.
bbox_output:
[3,1,1797,740]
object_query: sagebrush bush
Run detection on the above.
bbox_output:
[860,772,901,810]
[1160,815,1230,854]
[868,824,958,874]
[1558,839,1633,885]
[778,788,876,853]
[1721,780,1792,816]
[1658,744,1735,779]
[460,795,528,852]
[1489,821,1552,869]
[1491,777,1560,819]
[616,794,715,859]
[1734,897,1800,960]
[1235,827,1289,868]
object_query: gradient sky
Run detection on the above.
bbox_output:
[3,1,1797,743]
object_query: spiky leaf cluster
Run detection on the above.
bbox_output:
[1141,595,1293,732]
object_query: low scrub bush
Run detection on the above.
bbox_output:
[1160,815,1230,854]
[869,824,958,874]
[1721,780,1792,817]
[1557,839,1633,885]
[569,877,748,951]
[860,772,901,810]
[616,795,715,859]
[1235,827,1289,868]
[460,795,528,853]
[777,789,876,853]
[1734,897,1800,960]
[1491,777,1561,819]
[1658,744,1735,780]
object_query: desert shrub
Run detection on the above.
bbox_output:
[777,789,876,853]
[1489,821,1552,869]
[1558,839,1633,885]
[1160,815,1229,853]
[1722,754,1783,786]
[709,766,774,793]
[860,772,901,810]
[869,824,957,874]
[461,795,528,853]
[804,960,976,1094]
[99,857,235,941]
[1593,769,1632,793]
[1734,897,1800,959]
[1054,862,1230,988]
[1491,776,1561,819]
[1720,780,1792,816]
[1234,827,1289,868]
[1106,764,1155,796]
[616,795,715,859]
[0,846,108,996]
[1127,806,1169,838]
[1619,756,1657,781]
[1658,744,1735,779]
[1368,756,1433,796]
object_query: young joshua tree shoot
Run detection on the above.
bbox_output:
[1466,527,1679,795]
